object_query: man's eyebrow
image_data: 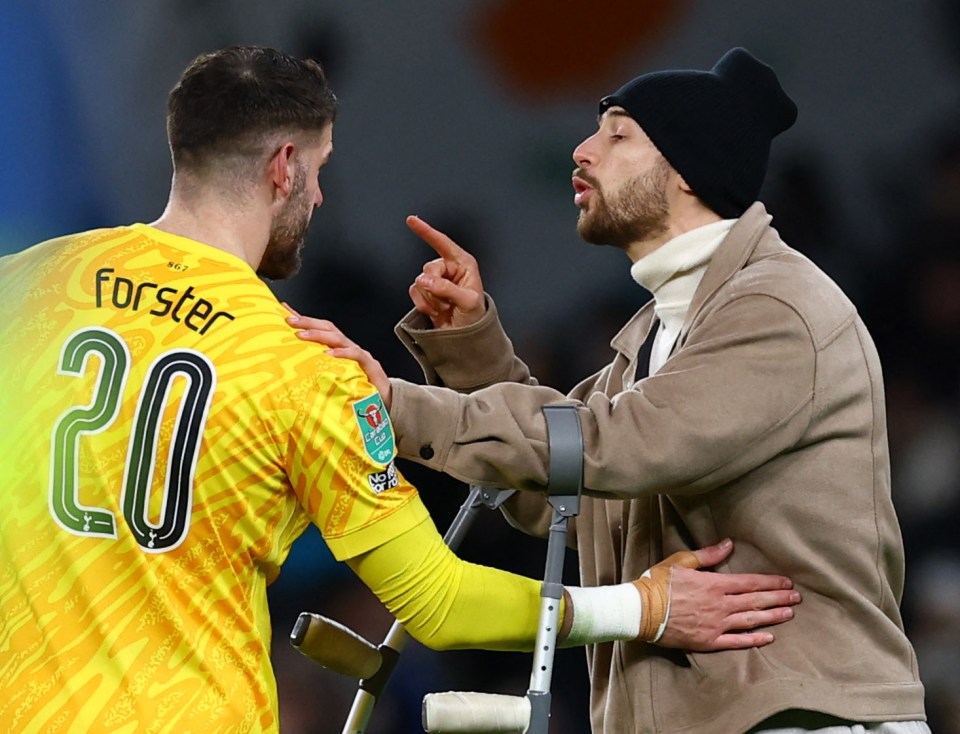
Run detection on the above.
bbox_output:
[596,109,633,125]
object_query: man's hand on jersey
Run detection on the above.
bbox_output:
[284,305,392,408]
[641,539,801,651]
[406,215,486,330]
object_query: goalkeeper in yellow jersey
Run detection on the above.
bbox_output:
[0,46,800,734]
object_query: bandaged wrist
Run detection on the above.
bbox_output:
[563,583,642,646]
[632,549,703,643]
[635,568,670,643]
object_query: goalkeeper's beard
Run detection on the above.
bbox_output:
[258,164,312,280]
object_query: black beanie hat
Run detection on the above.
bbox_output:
[599,47,797,218]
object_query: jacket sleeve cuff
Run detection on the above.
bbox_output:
[393,295,527,390]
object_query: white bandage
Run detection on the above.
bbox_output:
[564,583,643,646]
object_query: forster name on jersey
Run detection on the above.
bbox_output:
[95,266,236,335]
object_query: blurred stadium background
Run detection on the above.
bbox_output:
[3,1,959,731]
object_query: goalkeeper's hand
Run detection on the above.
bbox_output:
[636,538,801,650]
[563,539,800,650]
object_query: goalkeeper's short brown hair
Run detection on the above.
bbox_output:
[166,45,337,172]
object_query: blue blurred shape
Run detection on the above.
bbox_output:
[0,3,101,256]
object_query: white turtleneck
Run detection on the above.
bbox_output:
[629,219,737,374]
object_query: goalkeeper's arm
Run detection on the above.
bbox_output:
[346,509,701,652]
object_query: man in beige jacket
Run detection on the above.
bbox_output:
[293,48,928,733]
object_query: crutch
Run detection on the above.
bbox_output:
[290,483,516,734]
[421,403,584,734]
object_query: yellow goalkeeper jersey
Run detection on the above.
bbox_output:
[0,225,428,733]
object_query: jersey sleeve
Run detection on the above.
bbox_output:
[347,514,544,651]
[284,357,428,560]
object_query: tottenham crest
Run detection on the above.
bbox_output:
[353,393,396,465]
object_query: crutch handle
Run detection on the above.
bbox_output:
[422,692,531,733]
[290,612,383,680]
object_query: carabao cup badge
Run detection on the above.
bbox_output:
[353,393,396,465]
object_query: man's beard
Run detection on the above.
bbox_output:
[576,157,671,249]
[258,165,312,280]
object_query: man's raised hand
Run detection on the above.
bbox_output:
[406,215,486,329]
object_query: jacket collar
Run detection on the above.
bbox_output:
[676,201,773,347]
[610,202,774,361]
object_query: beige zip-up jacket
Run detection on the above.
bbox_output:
[388,203,927,733]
